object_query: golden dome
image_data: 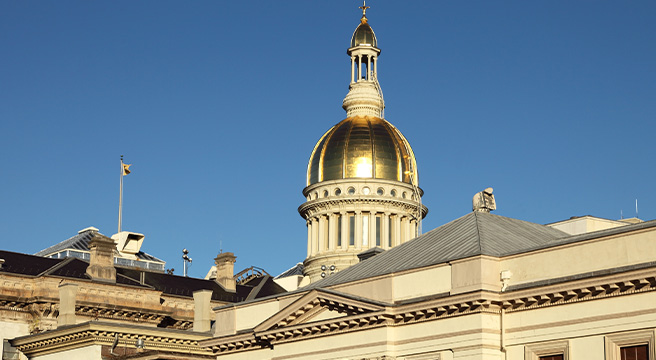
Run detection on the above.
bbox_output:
[351,20,378,48]
[307,116,418,186]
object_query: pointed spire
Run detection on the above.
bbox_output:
[359,1,370,23]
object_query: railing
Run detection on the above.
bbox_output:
[234,266,270,285]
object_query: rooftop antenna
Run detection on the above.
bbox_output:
[636,199,639,219]
[182,249,192,277]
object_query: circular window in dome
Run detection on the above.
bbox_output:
[347,187,356,195]
[376,187,384,196]
[390,189,397,197]
[362,187,371,195]
[313,192,319,200]
[323,190,329,198]
[402,192,407,199]
[334,188,342,196]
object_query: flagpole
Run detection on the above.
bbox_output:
[118,155,124,234]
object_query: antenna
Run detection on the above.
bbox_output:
[636,199,639,219]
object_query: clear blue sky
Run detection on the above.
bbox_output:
[1,1,655,278]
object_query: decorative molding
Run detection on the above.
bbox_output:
[203,268,656,355]
[605,329,656,360]
[524,340,569,360]
[499,271,656,313]
[11,322,213,357]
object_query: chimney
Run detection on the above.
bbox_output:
[193,289,213,332]
[85,233,117,283]
[473,187,496,213]
[214,252,237,291]
[58,283,78,326]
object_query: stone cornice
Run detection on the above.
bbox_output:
[10,321,213,357]
[201,267,656,355]
[298,197,428,219]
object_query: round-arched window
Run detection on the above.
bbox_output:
[334,188,342,196]
[390,189,397,197]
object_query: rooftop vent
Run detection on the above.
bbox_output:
[473,188,496,213]
[357,247,385,262]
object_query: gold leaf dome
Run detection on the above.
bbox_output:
[307,116,418,186]
[351,20,378,48]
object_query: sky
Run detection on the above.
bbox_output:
[1,1,655,279]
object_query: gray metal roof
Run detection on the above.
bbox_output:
[307,212,573,289]
[275,263,304,279]
[35,229,164,263]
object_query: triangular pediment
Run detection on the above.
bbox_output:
[253,289,387,333]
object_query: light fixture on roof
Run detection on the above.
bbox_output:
[182,249,192,277]
[135,338,145,352]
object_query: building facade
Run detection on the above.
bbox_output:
[3,4,655,360]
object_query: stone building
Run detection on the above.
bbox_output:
[1,230,284,359]
[3,4,656,360]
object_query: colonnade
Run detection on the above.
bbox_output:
[350,54,378,83]
[306,211,417,258]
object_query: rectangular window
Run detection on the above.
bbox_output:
[375,215,381,246]
[362,215,369,246]
[323,218,329,250]
[349,215,355,246]
[388,217,392,247]
[606,329,654,360]
[337,214,342,247]
[621,345,649,360]
[540,356,564,360]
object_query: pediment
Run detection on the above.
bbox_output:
[253,289,386,333]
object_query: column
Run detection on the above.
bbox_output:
[400,216,409,244]
[373,56,378,79]
[311,217,319,255]
[355,211,363,249]
[382,212,390,249]
[318,216,326,252]
[357,55,362,81]
[351,56,355,84]
[328,213,336,250]
[369,212,375,247]
[341,211,348,250]
[393,215,401,247]
[306,220,312,257]
[367,55,371,80]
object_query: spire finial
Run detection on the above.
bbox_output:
[359,1,370,23]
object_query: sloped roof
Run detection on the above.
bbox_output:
[307,212,570,288]
[0,249,285,302]
[275,263,304,279]
[35,229,163,263]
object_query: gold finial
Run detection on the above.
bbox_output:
[359,1,370,23]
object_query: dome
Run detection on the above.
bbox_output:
[307,116,417,186]
[350,20,378,48]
